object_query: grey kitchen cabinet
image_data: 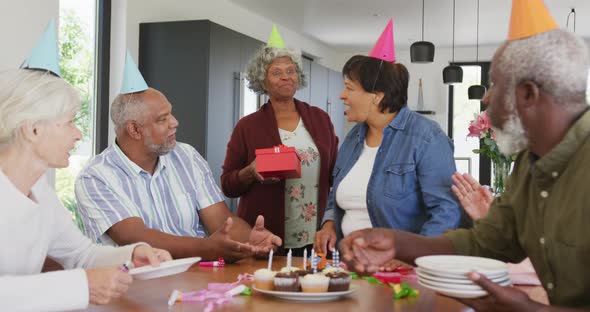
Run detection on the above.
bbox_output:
[294,58,311,103]
[309,61,328,112]
[328,69,345,144]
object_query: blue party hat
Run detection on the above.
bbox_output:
[120,51,148,94]
[20,19,61,77]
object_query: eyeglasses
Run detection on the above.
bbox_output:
[269,68,297,78]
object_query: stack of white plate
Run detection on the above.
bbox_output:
[415,255,511,298]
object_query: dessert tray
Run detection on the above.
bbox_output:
[253,285,357,302]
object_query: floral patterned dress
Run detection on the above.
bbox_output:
[279,119,320,249]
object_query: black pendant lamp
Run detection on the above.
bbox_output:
[410,0,435,63]
[443,0,463,84]
[468,0,486,99]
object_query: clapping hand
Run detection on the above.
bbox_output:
[338,228,396,274]
[451,172,493,221]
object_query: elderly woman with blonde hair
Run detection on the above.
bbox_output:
[0,69,172,311]
[221,28,338,256]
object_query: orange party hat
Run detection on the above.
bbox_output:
[508,0,558,40]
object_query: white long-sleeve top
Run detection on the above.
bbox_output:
[0,171,141,312]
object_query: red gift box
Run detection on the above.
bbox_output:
[255,145,301,179]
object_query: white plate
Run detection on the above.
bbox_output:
[418,276,511,291]
[417,266,507,280]
[253,285,357,302]
[417,268,510,284]
[129,257,201,280]
[415,256,508,277]
[418,279,488,299]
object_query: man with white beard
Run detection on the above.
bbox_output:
[335,6,590,312]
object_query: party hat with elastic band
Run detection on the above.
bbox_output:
[266,25,286,49]
[368,18,396,63]
[20,19,61,77]
[508,0,558,40]
[120,51,149,94]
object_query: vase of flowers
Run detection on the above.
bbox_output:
[467,111,514,194]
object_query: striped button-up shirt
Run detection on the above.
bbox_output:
[75,142,225,245]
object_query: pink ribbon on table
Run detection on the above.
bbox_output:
[168,273,253,310]
[180,290,234,312]
[207,273,253,291]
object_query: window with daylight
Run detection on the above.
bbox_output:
[448,62,491,185]
[55,0,97,230]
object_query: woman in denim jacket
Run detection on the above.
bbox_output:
[314,55,461,265]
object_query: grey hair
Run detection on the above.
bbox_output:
[110,90,148,132]
[494,29,590,106]
[0,69,80,144]
[245,46,307,94]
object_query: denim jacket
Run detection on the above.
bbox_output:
[323,106,461,239]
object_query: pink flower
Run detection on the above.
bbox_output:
[467,111,491,138]
[288,185,304,200]
[298,231,309,242]
[300,152,311,162]
[301,202,317,222]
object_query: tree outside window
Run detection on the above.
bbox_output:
[56,1,96,231]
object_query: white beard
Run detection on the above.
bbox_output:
[143,132,174,156]
[492,112,529,156]
[491,90,529,156]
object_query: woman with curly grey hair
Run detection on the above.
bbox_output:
[221,29,338,256]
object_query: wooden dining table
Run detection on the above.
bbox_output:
[83,256,547,311]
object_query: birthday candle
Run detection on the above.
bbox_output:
[268,249,274,270]
[331,248,336,267]
[303,248,307,269]
[312,249,317,274]
[287,249,292,271]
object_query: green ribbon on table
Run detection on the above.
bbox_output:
[391,282,419,299]
[240,286,252,296]
[362,276,386,286]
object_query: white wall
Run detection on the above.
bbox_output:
[0,0,59,71]
[0,0,59,185]
[124,0,344,70]
[108,0,128,145]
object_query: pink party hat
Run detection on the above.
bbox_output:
[368,18,396,62]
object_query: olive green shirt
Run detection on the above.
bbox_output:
[444,110,590,308]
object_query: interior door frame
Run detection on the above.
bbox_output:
[447,61,491,185]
